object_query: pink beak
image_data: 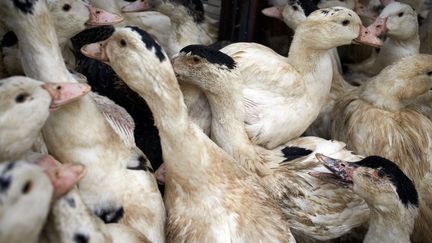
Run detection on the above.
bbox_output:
[41,82,91,111]
[86,5,124,26]
[366,17,388,37]
[35,155,86,200]
[155,163,166,185]
[261,5,285,20]
[121,0,152,13]
[81,40,110,65]
[353,24,383,48]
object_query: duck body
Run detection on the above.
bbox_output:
[221,7,382,148]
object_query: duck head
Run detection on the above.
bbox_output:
[80,26,172,92]
[47,0,123,43]
[316,154,419,211]
[172,44,238,93]
[262,0,318,30]
[297,7,382,49]
[367,2,418,40]
[0,76,90,160]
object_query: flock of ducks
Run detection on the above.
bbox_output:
[0,0,431,242]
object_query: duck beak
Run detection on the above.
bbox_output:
[35,155,86,200]
[155,162,166,185]
[261,5,285,20]
[366,17,388,37]
[353,24,383,48]
[41,83,91,111]
[354,2,377,20]
[86,5,124,26]
[315,153,357,186]
[81,40,110,65]
[121,0,151,13]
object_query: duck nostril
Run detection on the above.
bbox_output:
[96,10,101,14]
[56,86,62,90]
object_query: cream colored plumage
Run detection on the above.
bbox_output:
[81,26,296,243]
[221,7,380,149]
[0,1,165,242]
[172,45,369,241]
[331,54,432,242]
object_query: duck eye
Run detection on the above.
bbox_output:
[22,180,32,194]
[398,12,404,17]
[15,93,30,103]
[342,20,350,26]
[120,39,127,47]
[377,169,385,178]
[292,5,299,11]
[427,71,432,76]
[62,4,71,12]
[192,57,200,63]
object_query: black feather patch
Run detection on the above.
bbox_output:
[65,197,76,208]
[295,0,318,17]
[177,0,205,23]
[356,156,419,207]
[12,0,38,14]
[281,146,313,162]
[180,44,236,70]
[0,176,11,193]
[126,26,166,62]
[127,155,154,172]
[73,233,89,243]
[95,206,124,223]
[1,31,18,47]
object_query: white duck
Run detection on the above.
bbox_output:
[0,1,166,242]
[330,54,432,242]
[1,0,123,75]
[171,45,369,241]
[221,7,381,149]
[0,76,90,162]
[346,1,420,81]
[316,154,419,243]
[0,159,83,243]
[81,26,296,242]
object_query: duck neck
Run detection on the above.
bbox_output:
[5,7,71,83]
[202,72,268,175]
[364,204,417,243]
[6,2,126,168]
[362,78,404,111]
[374,33,420,70]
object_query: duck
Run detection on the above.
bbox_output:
[0,159,84,243]
[220,7,381,149]
[262,0,356,138]
[81,25,296,242]
[121,0,218,57]
[38,155,151,243]
[345,1,420,82]
[171,44,369,241]
[330,54,432,242]
[71,25,165,172]
[0,1,166,242]
[316,154,419,243]
[1,0,123,75]
[0,76,90,162]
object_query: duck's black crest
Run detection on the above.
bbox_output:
[180,44,236,70]
[11,0,38,14]
[356,156,419,207]
[1,31,18,47]
[281,146,313,162]
[176,0,205,23]
[126,26,166,62]
[291,0,318,17]
[73,233,89,243]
